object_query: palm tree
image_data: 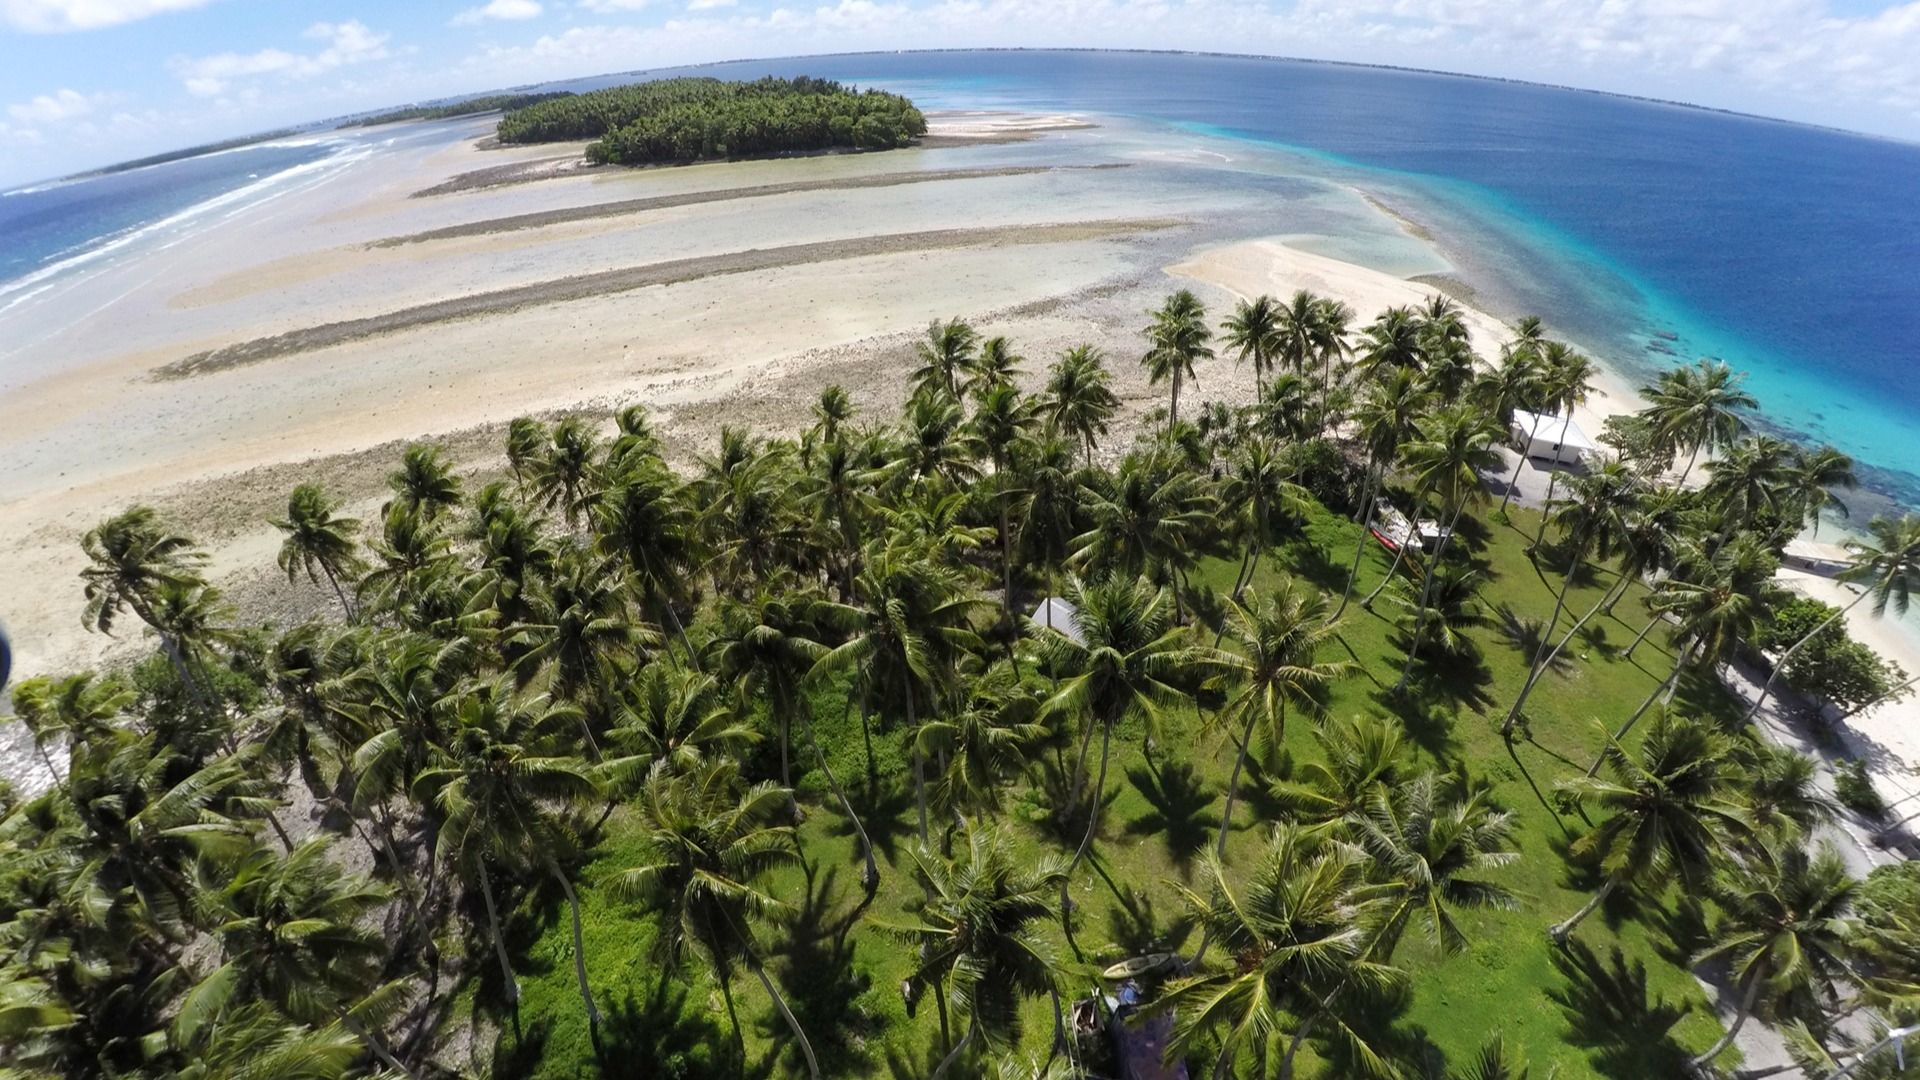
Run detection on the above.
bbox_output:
[79,506,209,699]
[1529,342,1598,545]
[387,443,463,520]
[1640,359,1756,484]
[810,384,855,448]
[1785,444,1856,534]
[1352,772,1519,958]
[1479,343,1546,514]
[963,336,1025,402]
[1071,448,1215,609]
[531,417,602,527]
[913,317,979,402]
[1389,405,1504,690]
[9,673,132,783]
[1221,293,1283,395]
[1211,585,1348,855]
[594,459,702,666]
[1354,306,1426,379]
[1030,576,1211,922]
[271,484,367,619]
[1266,714,1406,827]
[1453,1035,1530,1080]
[1702,435,1796,542]
[416,680,601,1022]
[915,664,1045,830]
[1161,824,1403,1080]
[1143,290,1213,431]
[617,760,820,1079]
[1549,711,1748,945]
[1334,367,1429,620]
[1040,344,1118,466]
[810,539,985,846]
[970,383,1038,620]
[1502,461,1638,736]
[1746,513,1920,722]
[505,416,547,490]
[884,822,1068,1077]
[1220,437,1311,601]
[1384,564,1490,664]
[1686,843,1857,1070]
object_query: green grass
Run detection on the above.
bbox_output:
[475,497,1746,1079]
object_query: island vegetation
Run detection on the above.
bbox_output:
[342,92,575,129]
[495,76,927,165]
[8,292,1920,1080]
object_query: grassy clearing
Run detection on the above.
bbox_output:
[476,495,1743,1079]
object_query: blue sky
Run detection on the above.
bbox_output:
[4,0,1920,184]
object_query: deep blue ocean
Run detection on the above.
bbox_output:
[8,50,1919,503]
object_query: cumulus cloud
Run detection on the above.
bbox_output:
[7,88,109,125]
[0,0,217,32]
[451,0,543,26]
[169,20,392,98]
[686,0,735,9]
[575,0,652,11]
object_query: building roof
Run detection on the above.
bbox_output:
[1030,597,1086,646]
[1511,408,1600,452]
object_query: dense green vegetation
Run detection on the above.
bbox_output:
[343,92,574,128]
[64,129,303,179]
[495,76,927,165]
[8,290,1920,1080]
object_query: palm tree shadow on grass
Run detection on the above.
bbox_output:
[1103,878,1195,957]
[579,980,727,1080]
[1316,983,1444,1079]
[767,861,880,1077]
[1546,939,1694,1078]
[828,777,916,869]
[1646,890,1713,968]
[1381,647,1495,718]
[1373,687,1470,759]
[1277,536,1351,594]
[1026,754,1121,847]
[1492,603,1576,678]
[489,1013,553,1080]
[1123,759,1217,875]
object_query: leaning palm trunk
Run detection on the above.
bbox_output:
[1533,412,1577,547]
[1689,965,1764,1069]
[478,862,519,1005]
[908,688,928,847]
[546,856,601,1027]
[1394,497,1471,691]
[1362,482,1434,609]
[1549,874,1618,945]
[1499,413,1543,514]
[1838,672,1920,722]
[1745,591,1866,723]
[751,958,821,1080]
[799,704,878,888]
[1585,647,1695,777]
[1502,530,1592,735]
[1330,457,1379,622]
[931,1011,980,1080]
[340,1011,420,1080]
[1215,702,1268,857]
[1062,720,1114,925]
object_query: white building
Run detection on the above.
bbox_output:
[1511,408,1601,467]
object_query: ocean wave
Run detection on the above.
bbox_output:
[0,144,369,314]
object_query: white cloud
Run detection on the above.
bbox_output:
[575,0,652,11]
[686,0,735,9]
[169,20,392,98]
[7,88,109,125]
[451,0,543,26]
[0,0,216,32]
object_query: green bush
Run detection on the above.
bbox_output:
[1835,758,1887,819]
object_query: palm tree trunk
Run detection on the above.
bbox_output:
[1216,704,1262,858]
[1330,461,1378,622]
[1169,371,1181,432]
[1534,413,1576,546]
[1689,965,1764,1069]
[1062,720,1114,923]
[932,972,951,1052]
[479,862,519,1005]
[1678,442,1702,487]
[1500,413,1541,513]
[751,959,820,1080]
[1586,648,1692,776]
[908,689,928,848]
[1064,713,1096,821]
[718,968,745,1065]
[1745,590,1867,723]
[800,706,877,888]
[662,595,701,673]
[1837,671,1920,721]
[340,1011,420,1080]
[322,565,356,621]
[546,856,601,1027]
[930,1012,979,1080]
[1549,874,1618,945]
[1278,1009,1325,1080]
[1503,533,1591,735]
[1394,497,1469,692]
[1624,605,1667,659]
[1362,483,1432,609]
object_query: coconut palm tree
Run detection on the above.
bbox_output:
[913,317,980,402]
[9,673,133,783]
[79,506,210,699]
[1786,445,1856,534]
[963,336,1025,402]
[1640,359,1756,484]
[505,416,547,490]
[1211,585,1349,855]
[1266,714,1406,827]
[1161,823,1403,1080]
[1143,290,1214,431]
[810,384,855,448]
[1502,461,1639,736]
[1071,447,1216,613]
[617,759,820,1079]
[1549,711,1749,945]
[530,417,602,528]
[970,383,1039,620]
[1221,293,1283,396]
[1040,344,1118,466]
[507,552,653,713]
[1529,342,1598,545]
[1030,575,1212,922]
[1220,437,1311,601]
[1353,306,1426,380]
[1389,405,1504,690]
[416,679,601,1021]
[594,458,702,666]
[1686,843,1857,1070]
[1746,513,1920,722]
[1453,1035,1530,1080]
[387,443,463,520]
[915,664,1046,830]
[884,822,1068,1077]
[1334,367,1429,620]
[809,538,985,846]
[1352,772,1519,959]
[1479,343,1547,514]
[271,484,367,619]
[1384,564,1490,665]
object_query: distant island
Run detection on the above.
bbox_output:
[496,75,927,165]
[340,91,575,128]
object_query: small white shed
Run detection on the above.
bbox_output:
[1029,597,1086,646]
[1511,408,1600,467]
